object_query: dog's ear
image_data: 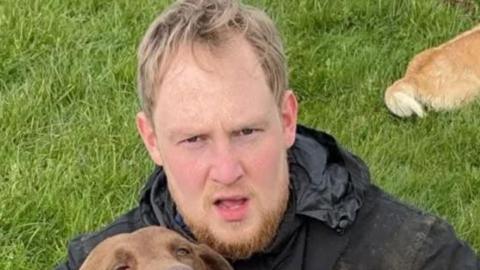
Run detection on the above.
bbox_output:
[196,244,234,270]
[80,243,137,270]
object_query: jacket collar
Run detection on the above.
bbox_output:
[290,125,370,231]
[258,125,371,260]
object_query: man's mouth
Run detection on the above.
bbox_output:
[213,197,249,222]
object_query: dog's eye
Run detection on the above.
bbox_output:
[113,264,129,270]
[176,247,191,257]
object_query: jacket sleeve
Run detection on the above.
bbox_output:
[53,207,148,270]
[414,217,479,270]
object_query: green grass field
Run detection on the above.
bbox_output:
[1,0,479,268]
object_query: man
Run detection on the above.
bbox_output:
[56,0,479,269]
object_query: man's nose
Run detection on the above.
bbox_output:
[209,143,244,185]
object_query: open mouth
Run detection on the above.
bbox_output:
[213,197,249,221]
[214,197,248,209]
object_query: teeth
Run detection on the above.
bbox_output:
[218,199,245,209]
[225,204,241,210]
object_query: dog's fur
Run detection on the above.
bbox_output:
[384,24,480,117]
[79,226,233,270]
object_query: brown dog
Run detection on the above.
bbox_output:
[384,24,480,117]
[79,226,233,270]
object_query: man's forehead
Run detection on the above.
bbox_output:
[161,35,266,88]
[155,40,271,103]
[148,34,279,138]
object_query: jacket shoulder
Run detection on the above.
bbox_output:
[54,207,148,270]
[337,185,479,269]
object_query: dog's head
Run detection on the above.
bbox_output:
[79,226,233,270]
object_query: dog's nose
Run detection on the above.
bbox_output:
[166,264,193,270]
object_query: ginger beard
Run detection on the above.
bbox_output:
[169,180,290,260]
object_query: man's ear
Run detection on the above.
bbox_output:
[280,90,298,148]
[136,111,163,166]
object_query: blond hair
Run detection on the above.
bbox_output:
[137,0,288,118]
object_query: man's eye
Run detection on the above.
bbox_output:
[236,128,257,137]
[185,136,199,143]
[241,128,255,135]
[180,135,207,145]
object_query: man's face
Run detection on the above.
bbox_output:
[137,35,298,259]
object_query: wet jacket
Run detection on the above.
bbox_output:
[55,125,479,270]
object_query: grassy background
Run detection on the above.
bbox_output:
[1,0,479,268]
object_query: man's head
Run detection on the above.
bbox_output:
[136,0,298,260]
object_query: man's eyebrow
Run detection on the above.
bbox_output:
[234,119,270,130]
[166,127,205,141]
[165,111,272,138]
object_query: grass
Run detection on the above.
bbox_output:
[1,0,479,268]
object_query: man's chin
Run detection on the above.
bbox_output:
[209,221,257,243]
[199,227,269,259]
[189,217,279,260]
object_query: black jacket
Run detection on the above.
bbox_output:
[56,125,479,270]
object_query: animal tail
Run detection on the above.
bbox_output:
[384,79,426,118]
